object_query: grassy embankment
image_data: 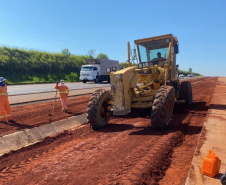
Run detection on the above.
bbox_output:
[0,47,89,84]
[0,47,201,84]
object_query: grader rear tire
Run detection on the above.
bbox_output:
[151,86,175,130]
[87,89,112,129]
[180,81,193,106]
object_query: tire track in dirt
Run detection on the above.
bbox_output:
[115,132,184,185]
[158,77,217,185]
[0,117,168,185]
[100,77,216,185]
[0,118,192,185]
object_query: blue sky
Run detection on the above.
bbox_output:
[1,0,225,76]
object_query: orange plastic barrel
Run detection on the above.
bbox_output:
[201,150,221,177]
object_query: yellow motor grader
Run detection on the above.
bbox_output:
[87,34,192,130]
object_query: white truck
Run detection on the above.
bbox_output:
[79,59,119,83]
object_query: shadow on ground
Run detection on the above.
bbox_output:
[3,121,34,130]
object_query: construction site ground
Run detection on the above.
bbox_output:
[186,77,226,185]
[0,77,224,185]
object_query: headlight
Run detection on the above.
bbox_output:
[106,67,111,72]
[112,66,117,72]
[138,63,143,69]
[144,62,149,67]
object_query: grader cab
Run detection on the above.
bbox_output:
[87,34,193,130]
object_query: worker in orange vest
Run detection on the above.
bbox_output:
[0,77,15,123]
[54,80,69,112]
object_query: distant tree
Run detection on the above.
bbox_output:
[188,67,192,73]
[119,62,126,69]
[88,49,95,58]
[61,48,71,56]
[97,53,109,59]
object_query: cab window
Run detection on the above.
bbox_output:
[138,38,170,63]
[81,67,93,71]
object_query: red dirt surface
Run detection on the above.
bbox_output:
[159,77,216,185]
[0,94,91,137]
[0,77,217,185]
[0,77,207,137]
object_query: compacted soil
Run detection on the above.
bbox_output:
[0,77,217,185]
[0,77,207,137]
[0,95,91,136]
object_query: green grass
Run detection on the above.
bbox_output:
[5,72,79,85]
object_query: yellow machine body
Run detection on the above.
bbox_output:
[87,34,193,130]
[110,34,180,115]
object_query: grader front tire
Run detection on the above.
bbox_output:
[87,89,112,129]
[151,86,175,130]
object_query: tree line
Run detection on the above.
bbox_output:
[178,67,201,76]
[0,46,201,84]
[0,47,89,84]
[0,47,111,84]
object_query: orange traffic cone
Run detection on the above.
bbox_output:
[201,150,221,177]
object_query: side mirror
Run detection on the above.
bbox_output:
[174,43,179,54]
[176,64,179,68]
[131,45,138,60]
[131,49,137,60]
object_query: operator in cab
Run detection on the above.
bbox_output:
[151,52,166,67]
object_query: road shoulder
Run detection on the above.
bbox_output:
[186,77,226,185]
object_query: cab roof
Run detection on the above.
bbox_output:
[134,34,178,45]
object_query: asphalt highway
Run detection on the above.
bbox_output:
[7,82,110,95]
[8,77,205,105]
[7,77,203,96]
